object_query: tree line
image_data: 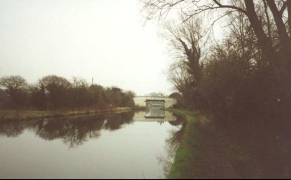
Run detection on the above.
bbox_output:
[142,0,291,126]
[0,75,135,110]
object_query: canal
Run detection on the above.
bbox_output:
[0,111,181,179]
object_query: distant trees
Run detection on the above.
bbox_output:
[0,75,29,108]
[88,84,105,108]
[70,77,90,109]
[0,75,136,110]
[0,88,9,109]
[39,75,71,109]
[149,92,165,97]
[121,91,135,107]
[30,83,47,110]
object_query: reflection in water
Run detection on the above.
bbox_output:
[145,100,165,118]
[157,114,187,177]
[34,115,106,148]
[0,110,181,149]
[104,111,134,131]
[167,114,187,150]
[3,110,289,178]
[134,111,176,122]
[0,120,28,137]
[0,111,134,148]
[0,110,177,179]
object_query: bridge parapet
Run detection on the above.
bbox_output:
[133,96,176,108]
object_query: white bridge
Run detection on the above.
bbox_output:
[133,96,176,108]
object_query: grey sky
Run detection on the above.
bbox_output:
[0,0,173,96]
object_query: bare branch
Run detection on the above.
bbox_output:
[279,1,288,14]
[263,0,272,39]
[213,0,247,15]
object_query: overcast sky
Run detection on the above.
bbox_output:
[0,0,174,96]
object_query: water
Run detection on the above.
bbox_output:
[0,111,182,179]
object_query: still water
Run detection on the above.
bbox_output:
[0,111,182,179]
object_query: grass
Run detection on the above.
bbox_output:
[167,108,262,179]
[167,109,208,179]
[0,107,132,121]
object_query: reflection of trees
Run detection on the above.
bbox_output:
[158,114,187,177]
[62,115,106,148]
[30,112,133,148]
[0,120,29,137]
[33,114,106,148]
[104,111,134,131]
[0,112,135,148]
[167,116,187,151]
[168,113,185,126]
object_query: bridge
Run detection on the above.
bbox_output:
[133,96,176,108]
[132,111,177,122]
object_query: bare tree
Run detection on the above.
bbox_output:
[168,62,192,92]
[161,15,204,79]
[141,0,291,67]
[39,75,71,89]
[0,75,28,91]
[71,77,89,89]
[160,15,205,108]
[0,75,28,108]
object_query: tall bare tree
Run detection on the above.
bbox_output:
[161,15,204,80]
[141,0,291,67]
[160,15,205,108]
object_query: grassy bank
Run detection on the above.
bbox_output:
[167,109,261,179]
[0,107,132,121]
